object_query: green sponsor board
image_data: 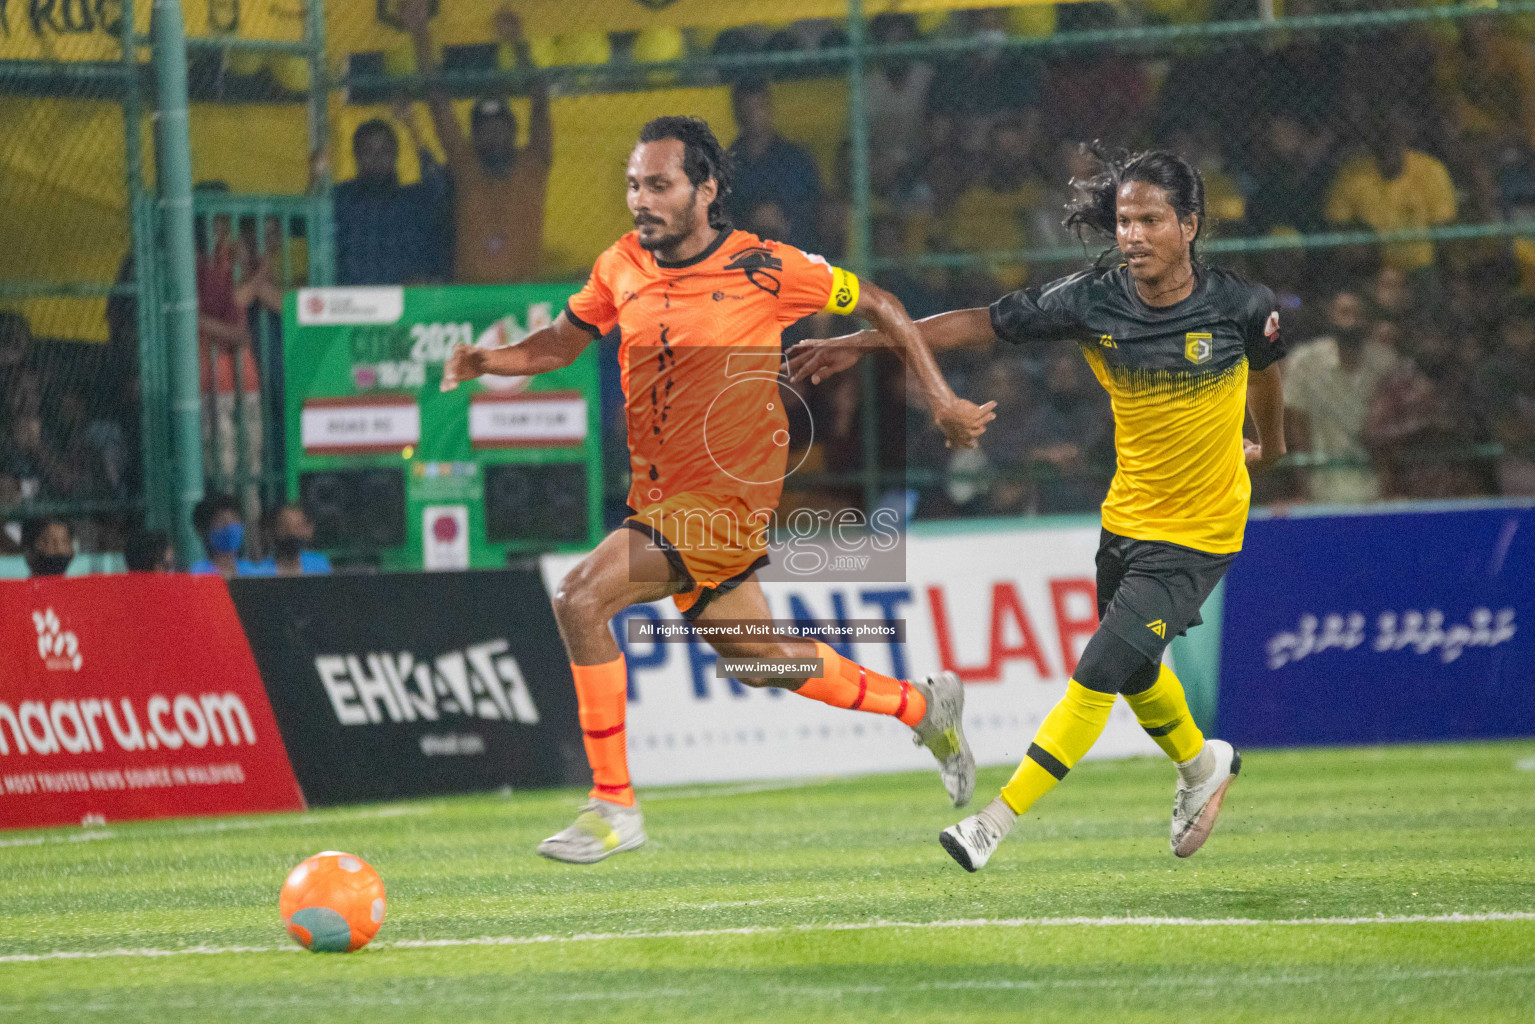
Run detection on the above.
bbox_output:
[283,285,602,570]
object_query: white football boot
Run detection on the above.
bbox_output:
[938,799,1014,873]
[537,800,647,864]
[910,671,976,807]
[1170,739,1241,858]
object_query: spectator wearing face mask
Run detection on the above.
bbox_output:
[247,503,332,577]
[22,516,75,577]
[189,493,259,578]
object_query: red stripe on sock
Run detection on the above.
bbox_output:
[849,666,868,711]
[895,680,910,721]
[583,723,626,740]
[593,782,631,794]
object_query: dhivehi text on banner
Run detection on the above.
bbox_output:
[1218,505,1535,747]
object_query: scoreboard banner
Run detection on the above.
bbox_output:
[542,520,1162,787]
[0,576,305,831]
[1218,504,1535,747]
[284,285,602,570]
[228,569,585,806]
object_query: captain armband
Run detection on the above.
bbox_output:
[824,267,860,315]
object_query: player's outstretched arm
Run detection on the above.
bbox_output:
[1244,362,1287,472]
[440,312,593,391]
[849,284,997,450]
[787,307,996,386]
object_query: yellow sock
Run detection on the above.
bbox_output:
[999,681,1117,815]
[1122,664,1205,764]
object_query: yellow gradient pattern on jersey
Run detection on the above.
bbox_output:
[1082,345,1251,554]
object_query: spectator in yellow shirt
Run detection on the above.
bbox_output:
[937,116,1044,290]
[1435,15,1535,150]
[1325,111,1457,273]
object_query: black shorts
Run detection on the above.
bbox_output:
[1095,529,1236,664]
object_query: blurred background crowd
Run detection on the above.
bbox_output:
[3,0,1535,572]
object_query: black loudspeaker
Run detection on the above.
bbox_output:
[299,468,407,550]
[484,463,588,545]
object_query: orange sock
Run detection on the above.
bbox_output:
[795,642,926,727]
[571,656,634,807]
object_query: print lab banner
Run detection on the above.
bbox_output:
[541,523,1158,787]
[1218,505,1535,747]
[228,570,584,806]
[0,576,305,831]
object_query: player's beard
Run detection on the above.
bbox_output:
[635,193,699,253]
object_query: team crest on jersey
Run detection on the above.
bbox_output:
[1098,334,1117,349]
[1184,332,1213,365]
[724,247,784,296]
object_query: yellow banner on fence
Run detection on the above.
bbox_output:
[348,0,1059,48]
[0,0,1063,62]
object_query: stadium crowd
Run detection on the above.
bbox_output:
[3,1,1535,570]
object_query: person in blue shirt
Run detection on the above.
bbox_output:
[332,103,450,286]
[246,502,332,577]
[189,493,262,577]
[725,78,824,254]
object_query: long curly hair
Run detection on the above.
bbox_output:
[1062,143,1207,266]
[638,116,735,231]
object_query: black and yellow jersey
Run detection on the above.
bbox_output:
[989,264,1283,554]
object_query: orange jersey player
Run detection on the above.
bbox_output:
[566,227,867,618]
[443,115,995,864]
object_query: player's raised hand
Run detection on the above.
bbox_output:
[787,338,862,385]
[935,398,997,450]
[440,343,487,392]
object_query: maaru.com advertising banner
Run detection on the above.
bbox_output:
[0,576,305,830]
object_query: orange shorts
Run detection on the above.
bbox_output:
[624,491,773,619]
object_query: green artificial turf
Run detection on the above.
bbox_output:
[1,741,1533,1022]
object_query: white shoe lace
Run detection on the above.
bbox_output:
[1173,785,1197,822]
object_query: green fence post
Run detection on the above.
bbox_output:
[124,0,168,533]
[306,0,336,287]
[151,0,206,564]
[846,0,881,514]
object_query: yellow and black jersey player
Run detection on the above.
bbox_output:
[788,145,1288,872]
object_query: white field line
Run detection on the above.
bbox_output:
[2,911,1533,965]
[0,805,436,849]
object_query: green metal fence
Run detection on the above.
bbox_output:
[3,0,1534,562]
[0,0,334,563]
[334,0,1535,516]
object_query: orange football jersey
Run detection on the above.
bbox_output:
[566,229,859,518]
